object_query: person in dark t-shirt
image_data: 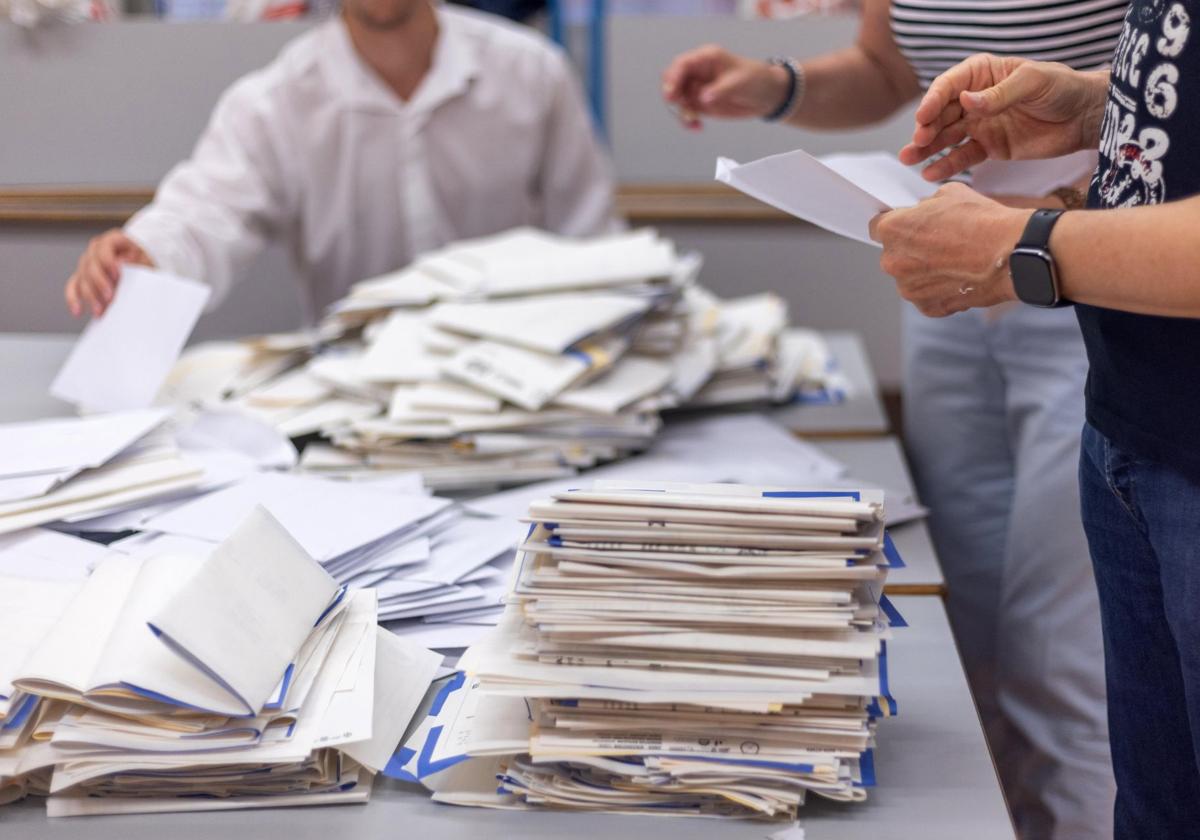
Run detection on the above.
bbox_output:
[867,2,1200,836]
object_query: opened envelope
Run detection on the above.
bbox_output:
[716,150,937,246]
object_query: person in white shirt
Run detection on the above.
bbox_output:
[64,0,616,320]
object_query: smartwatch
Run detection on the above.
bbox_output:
[1009,209,1069,308]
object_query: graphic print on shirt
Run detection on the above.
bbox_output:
[1094,2,1192,207]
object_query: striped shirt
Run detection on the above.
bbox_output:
[890,0,1129,87]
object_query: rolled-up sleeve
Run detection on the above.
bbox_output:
[125,75,296,309]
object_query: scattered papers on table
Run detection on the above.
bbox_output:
[399,480,905,820]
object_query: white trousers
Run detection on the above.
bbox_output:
[903,304,1115,840]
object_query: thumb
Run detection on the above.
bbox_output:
[868,211,889,244]
[960,66,1040,116]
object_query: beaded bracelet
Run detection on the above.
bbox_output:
[763,57,805,122]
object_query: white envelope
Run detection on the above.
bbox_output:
[51,265,211,412]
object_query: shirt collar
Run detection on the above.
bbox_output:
[322,7,480,115]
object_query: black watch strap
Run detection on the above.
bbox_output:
[1010,208,1070,308]
[1017,208,1065,249]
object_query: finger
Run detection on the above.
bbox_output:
[64,276,83,318]
[920,139,989,181]
[661,55,695,102]
[94,234,128,289]
[913,55,988,131]
[901,119,971,166]
[911,100,963,149]
[960,63,1042,117]
[662,48,718,103]
[81,261,113,316]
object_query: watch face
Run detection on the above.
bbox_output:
[1009,249,1059,307]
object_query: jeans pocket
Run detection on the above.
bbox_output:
[1096,429,1146,528]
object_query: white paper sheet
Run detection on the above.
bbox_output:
[383,620,496,650]
[0,528,110,580]
[431,294,649,355]
[341,627,443,772]
[716,150,936,246]
[0,408,169,479]
[50,265,211,412]
[143,472,450,563]
[148,506,339,713]
[174,409,298,470]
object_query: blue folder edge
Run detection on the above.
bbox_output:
[883,532,906,568]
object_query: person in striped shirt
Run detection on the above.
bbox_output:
[663,2,1125,837]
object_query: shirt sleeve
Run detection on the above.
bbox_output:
[535,49,621,237]
[124,74,296,309]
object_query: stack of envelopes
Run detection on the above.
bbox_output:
[401,480,901,820]
[0,507,441,816]
[163,228,845,491]
[0,409,203,535]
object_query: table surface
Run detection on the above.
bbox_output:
[4,596,1012,839]
[773,331,891,438]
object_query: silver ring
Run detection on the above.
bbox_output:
[958,285,975,295]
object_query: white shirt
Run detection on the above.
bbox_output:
[125,6,617,318]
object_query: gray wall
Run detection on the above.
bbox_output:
[0,13,909,385]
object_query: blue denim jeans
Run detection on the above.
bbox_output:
[1079,422,1200,837]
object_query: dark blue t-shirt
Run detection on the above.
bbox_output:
[1077,0,1200,475]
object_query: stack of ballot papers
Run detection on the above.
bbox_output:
[0,409,204,535]
[0,506,442,816]
[160,228,846,492]
[398,480,904,820]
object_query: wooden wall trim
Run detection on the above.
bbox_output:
[0,188,154,225]
[0,184,798,226]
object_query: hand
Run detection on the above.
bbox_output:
[65,229,154,318]
[869,182,1030,317]
[662,45,790,129]
[899,54,1108,182]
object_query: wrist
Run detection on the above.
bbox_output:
[762,63,791,115]
[992,208,1031,301]
[762,58,804,122]
[1080,69,1110,149]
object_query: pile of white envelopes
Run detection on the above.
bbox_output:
[163,228,845,492]
[0,409,201,535]
[400,480,902,820]
[0,507,441,816]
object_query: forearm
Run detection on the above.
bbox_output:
[783,46,918,129]
[1053,196,1200,317]
[781,0,919,130]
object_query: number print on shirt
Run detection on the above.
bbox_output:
[1095,2,1191,207]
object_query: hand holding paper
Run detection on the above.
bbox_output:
[715,150,936,246]
[52,265,210,413]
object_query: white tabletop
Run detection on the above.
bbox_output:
[3,596,1012,839]
[774,331,890,437]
